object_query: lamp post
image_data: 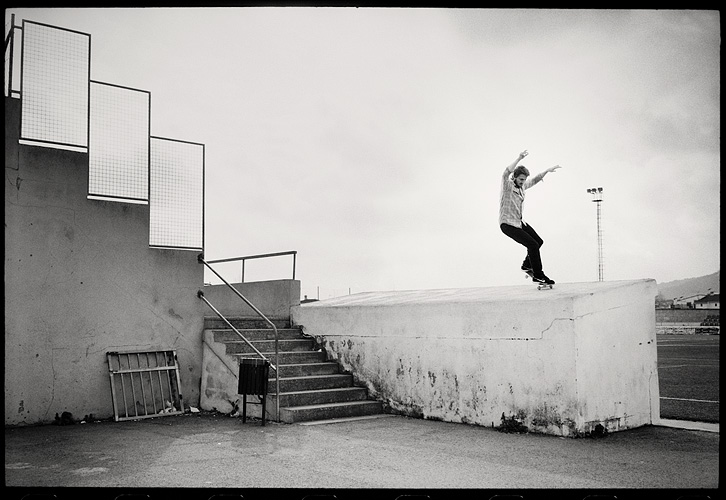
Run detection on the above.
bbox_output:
[587,187,604,281]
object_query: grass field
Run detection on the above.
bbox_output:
[657,334,719,423]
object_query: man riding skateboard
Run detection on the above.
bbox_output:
[499,150,561,286]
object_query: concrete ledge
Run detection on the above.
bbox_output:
[655,418,719,433]
[291,280,660,437]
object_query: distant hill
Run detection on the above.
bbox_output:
[657,271,720,300]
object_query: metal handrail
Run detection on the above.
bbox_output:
[197,291,275,369]
[205,250,297,283]
[198,253,281,423]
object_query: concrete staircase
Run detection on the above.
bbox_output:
[203,317,383,423]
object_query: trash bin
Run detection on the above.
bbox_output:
[237,357,270,426]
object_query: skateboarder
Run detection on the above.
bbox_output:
[499,150,561,285]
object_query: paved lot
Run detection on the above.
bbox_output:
[5,412,719,500]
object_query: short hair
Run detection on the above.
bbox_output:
[512,165,530,178]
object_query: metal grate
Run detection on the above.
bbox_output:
[106,350,184,422]
[20,20,89,149]
[88,81,150,203]
[149,136,204,250]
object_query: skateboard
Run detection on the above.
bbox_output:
[523,270,554,290]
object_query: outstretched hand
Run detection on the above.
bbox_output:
[519,150,529,159]
[547,165,562,173]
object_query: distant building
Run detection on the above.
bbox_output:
[672,294,706,309]
[655,297,673,309]
[694,293,719,310]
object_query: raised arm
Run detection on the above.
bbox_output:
[526,164,562,188]
[503,150,529,179]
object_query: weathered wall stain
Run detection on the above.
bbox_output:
[168,308,183,321]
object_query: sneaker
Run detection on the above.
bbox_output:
[533,274,555,285]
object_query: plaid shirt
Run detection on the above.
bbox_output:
[499,166,544,227]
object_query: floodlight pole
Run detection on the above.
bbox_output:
[587,187,604,281]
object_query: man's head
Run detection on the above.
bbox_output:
[512,165,530,188]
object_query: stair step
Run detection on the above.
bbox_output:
[204,319,383,423]
[279,400,384,424]
[225,338,314,354]
[204,317,290,330]
[270,374,353,393]
[268,387,369,407]
[270,362,339,378]
[212,328,305,342]
[234,351,326,364]
[229,359,337,377]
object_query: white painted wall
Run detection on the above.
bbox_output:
[201,279,300,320]
[291,280,660,436]
[5,98,205,426]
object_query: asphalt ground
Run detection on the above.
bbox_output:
[5,410,719,500]
[6,333,720,500]
[657,334,719,423]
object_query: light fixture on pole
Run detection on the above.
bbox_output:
[587,187,604,281]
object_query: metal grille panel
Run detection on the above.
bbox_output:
[149,137,204,250]
[20,21,89,148]
[107,350,184,422]
[89,82,150,202]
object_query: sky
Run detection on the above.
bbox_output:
[6,7,720,299]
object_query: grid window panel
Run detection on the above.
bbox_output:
[89,82,150,201]
[150,138,204,250]
[20,21,89,147]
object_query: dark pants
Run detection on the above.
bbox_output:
[500,222,544,276]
